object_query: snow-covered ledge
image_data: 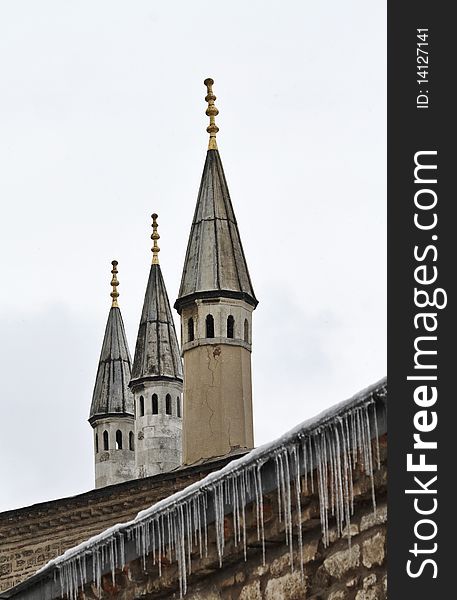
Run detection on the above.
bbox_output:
[1,377,387,600]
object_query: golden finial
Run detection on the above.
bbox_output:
[204,78,219,150]
[110,260,119,307]
[151,213,160,264]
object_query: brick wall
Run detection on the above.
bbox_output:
[0,456,236,592]
[60,435,387,600]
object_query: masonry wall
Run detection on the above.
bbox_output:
[69,434,387,600]
[0,457,237,593]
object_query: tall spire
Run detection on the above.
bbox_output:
[175,78,257,313]
[130,215,183,477]
[89,260,134,422]
[176,79,257,465]
[204,78,219,150]
[131,214,183,383]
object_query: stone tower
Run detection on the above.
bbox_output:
[175,79,258,465]
[89,261,136,488]
[129,214,183,477]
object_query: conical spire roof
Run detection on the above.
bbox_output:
[89,306,134,422]
[175,148,257,312]
[131,262,183,384]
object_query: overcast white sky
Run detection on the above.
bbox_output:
[0,1,386,512]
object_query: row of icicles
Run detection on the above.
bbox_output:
[56,397,381,599]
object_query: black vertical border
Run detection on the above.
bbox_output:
[388,1,454,596]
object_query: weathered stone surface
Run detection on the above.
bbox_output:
[235,571,246,584]
[220,574,234,588]
[360,505,387,532]
[328,590,348,600]
[324,545,360,579]
[355,589,378,600]
[239,580,262,600]
[302,538,319,563]
[329,523,359,543]
[363,574,377,588]
[264,571,307,600]
[252,564,269,577]
[269,553,290,577]
[345,576,358,588]
[187,589,221,600]
[362,532,385,568]
[354,573,381,600]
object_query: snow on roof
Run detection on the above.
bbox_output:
[3,377,387,600]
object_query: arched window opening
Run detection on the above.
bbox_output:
[103,430,109,451]
[166,394,172,415]
[244,319,249,343]
[139,395,145,417]
[95,433,99,453]
[129,431,134,451]
[177,396,181,418]
[206,314,215,338]
[152,393,159,414]
[227,315,235,339]
[116,430,123,450]
[188,317,194,342]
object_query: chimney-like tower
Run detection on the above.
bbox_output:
[130,214,183,477]
[175,79,258,465]
[89,261,136,488]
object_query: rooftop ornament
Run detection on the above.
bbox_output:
[110,260,120,307]
[204,78,219,150]
[151,213,160,265]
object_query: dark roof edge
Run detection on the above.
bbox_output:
[128,374,184,389]
[174,289,258,313]
[88,411,134,426]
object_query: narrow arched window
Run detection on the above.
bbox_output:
[206,314,214,338]
[177,396,181,418]
[139,395,145,417]
[129,431,134,451]
[227,315,234,338]
[116,430,123,450]
[188,317,194,342]
[103,430,109,451]
[166,393,172,415]
[244,319,249,343]
[95,433,99,453]
[152,393,158,414]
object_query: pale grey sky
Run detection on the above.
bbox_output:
[0,1,386,512]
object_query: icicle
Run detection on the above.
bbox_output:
[197,495,203,558]
[274,454,283,522]
[343,414,355,515]
[110,537,115,585]
[339,418,352,542]
[309,436,315,493]
[240,470,247,561]
[203,492,208,558]
[283,449,294,571]
[157,517,162,577]
[256,464,266,565]
[277,453,287,545]
[364,405,377,514]
[292,444,304,575]
[302,438,309,494]
[185,501,192,575]
[314,433,327,546]
[372,401,381,469]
